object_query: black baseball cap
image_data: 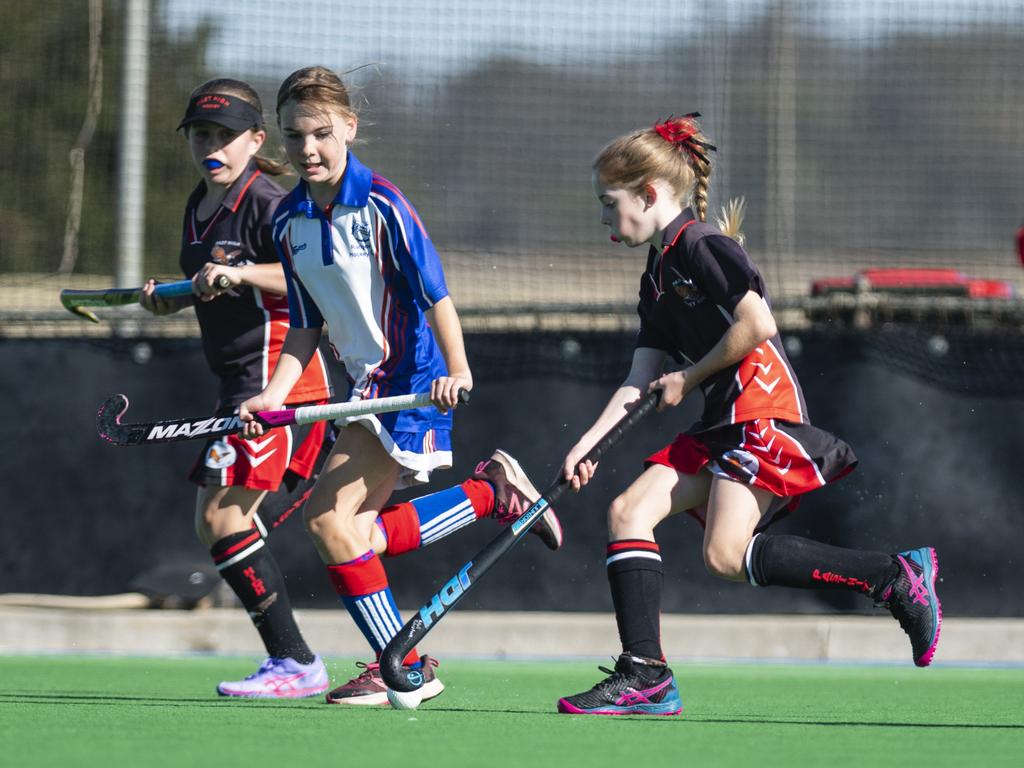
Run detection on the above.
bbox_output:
[177,93,263,132]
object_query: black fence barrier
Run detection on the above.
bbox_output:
[1,330,1020,617]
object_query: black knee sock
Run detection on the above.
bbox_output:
[607,539,664,663]
[747,534,899,600]
[211,530,315,664]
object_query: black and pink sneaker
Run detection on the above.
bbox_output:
[557,654,683,716]
[472,449,563,550]
[878,547,942,667]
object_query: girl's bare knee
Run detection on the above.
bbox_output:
[703,540,747,581]
[607,494,635,537]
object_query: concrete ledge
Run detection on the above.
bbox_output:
[1,606,1021,664]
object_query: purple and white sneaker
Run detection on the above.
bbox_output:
[878,547,942,667]
[557,654,683,716]
[217,656,329,698]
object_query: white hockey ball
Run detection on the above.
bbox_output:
[387,686,423,710]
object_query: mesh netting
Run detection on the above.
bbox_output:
[2,1,1023,339]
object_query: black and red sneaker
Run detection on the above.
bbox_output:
[471,449,563,550]
[325,655,444,706]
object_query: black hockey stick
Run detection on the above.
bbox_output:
[97,390,469,446]
[380,389,661,692]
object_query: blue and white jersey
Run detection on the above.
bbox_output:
[272,152,451,435]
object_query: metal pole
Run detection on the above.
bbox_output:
[115,0,150,292]
[766,0,796,301]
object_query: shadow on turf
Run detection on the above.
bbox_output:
[685,717,1024,730]
[0,692,323,709]
[4,694,1022,729]
[427,704,1024,729]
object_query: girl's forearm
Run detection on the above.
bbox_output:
[235,262,288,295]
[264,327,322,402]
[427,296,472,380]
[574,384,644,452]
[574,346,664,452]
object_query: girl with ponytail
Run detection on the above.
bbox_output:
[555,114,941,717]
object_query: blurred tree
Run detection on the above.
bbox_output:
[0,0,211,276]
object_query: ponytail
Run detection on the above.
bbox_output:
[652,114,716,221]
[252,154,291,177]
[595,113,719,222]
[714,197,746,246]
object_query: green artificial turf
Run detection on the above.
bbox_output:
[0,656,1020,768]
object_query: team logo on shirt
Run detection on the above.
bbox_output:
[204,439,237,469]
[211,242,244,266]
[343,218,373,257]
[351,221,372,244]
[670,268,704,306]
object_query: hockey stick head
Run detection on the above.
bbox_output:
[59,290,101,323]
[96,394,246,446]
[96,394,145,446]
[60,277,226,325]
[380,618,428,692]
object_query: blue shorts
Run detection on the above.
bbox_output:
[344,414,453,489]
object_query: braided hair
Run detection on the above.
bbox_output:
[594,113,744,241]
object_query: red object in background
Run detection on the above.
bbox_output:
[1017,226,1024,268]
[810,267,1015,299]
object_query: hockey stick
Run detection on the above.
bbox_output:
[380,389,661,692]
[97,389,469,446]
[60,275,230,323]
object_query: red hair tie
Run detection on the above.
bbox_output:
[654,112,717,165]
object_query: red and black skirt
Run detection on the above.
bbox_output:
[645,418,858,530]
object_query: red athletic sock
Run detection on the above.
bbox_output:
[326,552,419,665]
[461,478,494,518]
[375,479,496,557]
[376,503,422,557]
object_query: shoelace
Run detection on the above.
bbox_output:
[347,657,438,685]
[886,582,924,638]
[590,656,667,693]
[353,661,381,681]
[247,657,286,679]
[592,665,627,692]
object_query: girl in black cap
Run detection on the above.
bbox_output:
[138,78,332,699]
[555,114,941,716]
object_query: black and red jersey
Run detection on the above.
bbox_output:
[179,160,331,408]
[635,208,806,433]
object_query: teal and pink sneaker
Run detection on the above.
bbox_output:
[557,654,683,716]
[216,656,329,698]
[879,547,942,667]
